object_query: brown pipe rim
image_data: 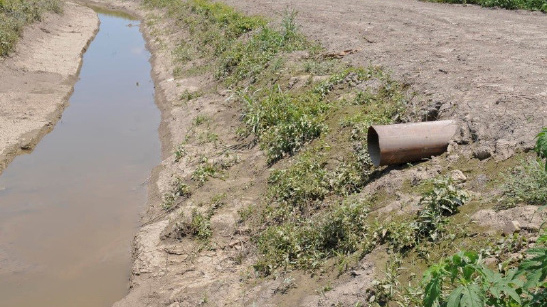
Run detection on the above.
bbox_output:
[367,126,381,167]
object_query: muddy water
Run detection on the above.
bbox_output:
[0,13,160,306]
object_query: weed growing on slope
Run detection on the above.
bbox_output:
[0,0,62,56]
[425,0,547,12]
[177,209,212,241]
[174,143,187,162]
[265,149,330,223]
[144,0,266,76]
[217,10,310,86]
[421,234,547,307]
[241,86,329,163]
[503,158,547,206]
[536,127,547,169]
[193,114,210,126]
[191,158,219,186]
[415,177,469,242]
[255,199,372,274]
[162,176,191,211]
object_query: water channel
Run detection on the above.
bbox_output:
[0,12,160,306]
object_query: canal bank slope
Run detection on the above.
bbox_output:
[70,0,547,306]
[0,2,99,174]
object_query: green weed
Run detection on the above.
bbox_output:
[503,158,547,206]
[422,233,547,307]
[425,0,547,12]
[191,158,219,186]
[415,177,469,242]
[536,127,547,170]
[241,86,329,163]
[162,176,191,211]
[216,9,309,85]
[179,89,202,102]
[177,209,212,241]
[255,199,372,274]
[193,114,210,126]
[174,143,186,162]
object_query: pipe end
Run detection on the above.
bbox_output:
[367,126,381,167]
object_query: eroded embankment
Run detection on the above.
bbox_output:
[74,1,545,306]
[0,1,99,174]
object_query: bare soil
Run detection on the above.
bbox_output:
[0,2,99,175]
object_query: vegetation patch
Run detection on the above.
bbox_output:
[255,199,373,274]
[422,235,547,307]
[0,0,62,56]
[425,0,547,12]
[502,159,547,207]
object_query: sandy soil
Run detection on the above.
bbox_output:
[0,2,99,174]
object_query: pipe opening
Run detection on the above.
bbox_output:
[367,126,381,167]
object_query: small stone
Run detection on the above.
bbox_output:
[503,220,521,236]
[228,240,240,248]
[495,139,517,161]
[450,170,467,182]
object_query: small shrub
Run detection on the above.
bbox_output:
[193,114,210,126]
[266,150,329,221]
[191,159,218,186]
[179,89,202,102]
[415,177,469,242]
[177,209,212,241]
[162,176,191,211]
[174,143,186,162]
[216,10,309,85]
[241,86,329,163]
[422,232,547,307]
[503,159,547,206]
[255,199,371,274]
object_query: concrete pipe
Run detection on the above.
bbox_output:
[367,120,458,167]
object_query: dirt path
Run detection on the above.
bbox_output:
[221,0,547,158]
[0,2,99,174]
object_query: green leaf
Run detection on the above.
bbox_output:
[447,286,464,307]
[460,284,484,307]
[424,277,442,307]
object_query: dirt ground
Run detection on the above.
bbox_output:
[1,0,545,306]
[0,2,99,175]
